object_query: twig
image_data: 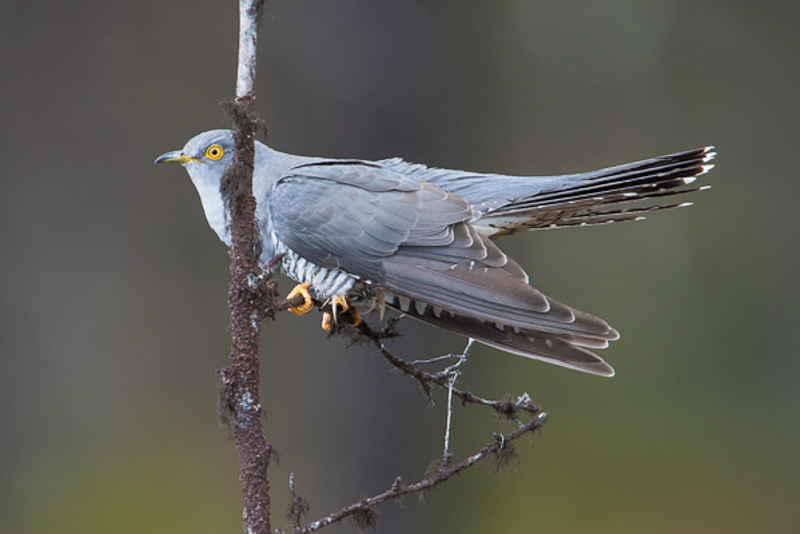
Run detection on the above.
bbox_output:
[288,473,310,534]
[286,319,546,531]
[442,339,473,464]
[353,321,541,420]
[442,368,457,464]
[300,412,546,533]
[409,354,461,365]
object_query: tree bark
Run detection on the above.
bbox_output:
[219,1,270,533]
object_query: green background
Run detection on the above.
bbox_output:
[1,1,798,533]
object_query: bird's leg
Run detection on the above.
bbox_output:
[321,296,361,331]
[286,283,313,315]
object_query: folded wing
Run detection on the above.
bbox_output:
[268,161,618,376]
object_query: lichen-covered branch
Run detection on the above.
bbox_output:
[219,1,270,533]
[217,0,548,520]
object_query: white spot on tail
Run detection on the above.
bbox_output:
[397,296,411,312]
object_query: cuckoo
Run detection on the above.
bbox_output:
[156,130,714,377]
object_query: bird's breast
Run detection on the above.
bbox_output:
[268,231,356,299]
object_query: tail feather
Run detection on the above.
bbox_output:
[384,293,615,377]
[381,147,715,239]
[477,147,715,237]
[370,146,718,375]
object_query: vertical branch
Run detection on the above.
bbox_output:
[219,1,270,533]
[236,0,261,99]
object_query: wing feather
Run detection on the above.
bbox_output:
[267,160,619,374]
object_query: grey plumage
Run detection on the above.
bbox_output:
[156,130,715,377]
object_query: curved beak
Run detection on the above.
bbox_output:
[155,150,197,164]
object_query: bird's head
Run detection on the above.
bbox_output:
[155,129,238,241]
[155,130,234,173]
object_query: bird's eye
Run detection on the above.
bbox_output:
[206,145,224,160]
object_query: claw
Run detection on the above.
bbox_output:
[331,295,348,322]
[321,296,360,330]
[376,289,386,320]
[287,283,313,315]
[349,307,361,327]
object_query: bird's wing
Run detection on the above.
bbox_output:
[380,147,715,239]
[268,161,472,281]
[268,162,618,376]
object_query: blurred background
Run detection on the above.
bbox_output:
[1,1,798,533]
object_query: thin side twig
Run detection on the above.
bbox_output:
[285,318,547,532]
[352,320,541,421]
[300,413,546,533]
[442,339,473,464]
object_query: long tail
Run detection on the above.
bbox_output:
[372,147,716,374]
[475,147,716,238]
[380,147,715,240]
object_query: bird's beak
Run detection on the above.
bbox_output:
[154,150,198,164]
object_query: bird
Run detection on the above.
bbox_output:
[156,130,714,377]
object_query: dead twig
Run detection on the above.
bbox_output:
[299,413,545,533]
[354,320,542,422]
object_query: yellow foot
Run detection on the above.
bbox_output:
[286,283,313,315]
[331,296,348,321]
[321,296,361,330]
[348,308,361,327]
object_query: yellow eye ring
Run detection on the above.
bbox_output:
[206,145,224,160]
